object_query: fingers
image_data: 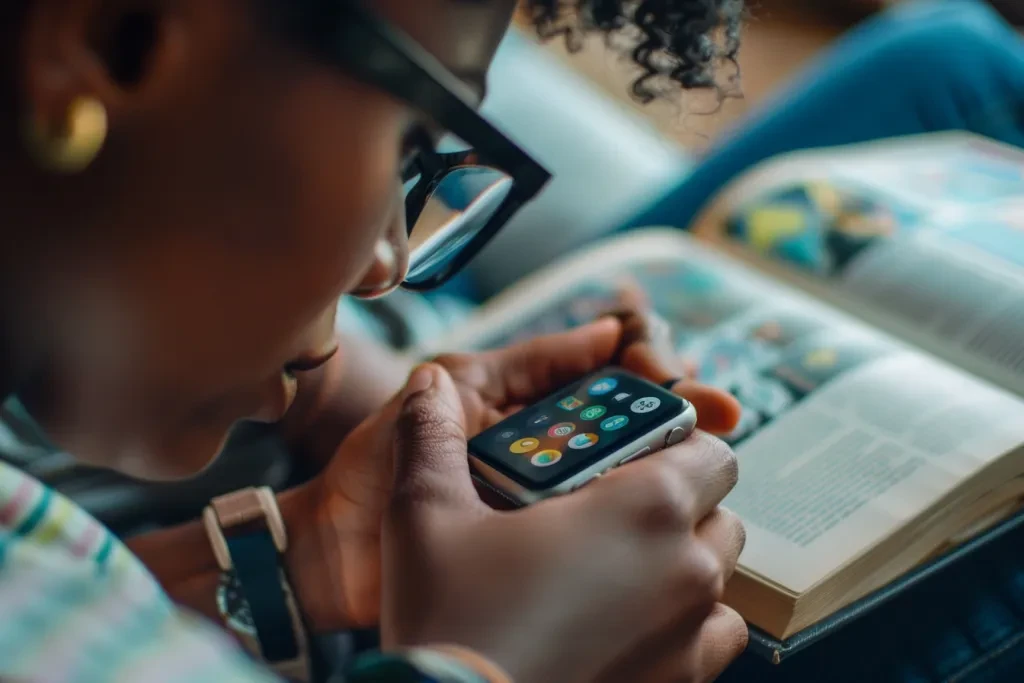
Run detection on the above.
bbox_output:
[391,364,481,515]
[696,507,746,583]
[635,604,748,683]
[696,604,749,682]
[595,602,747,683]
[601,431,739,527]
[438,308,740,436]
[668,379,744,436]
[607,309,742,435]
[446,317,623,407]
[440,309,678,410]
[611,308,686,383]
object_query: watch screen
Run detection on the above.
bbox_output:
[469,368,683,490]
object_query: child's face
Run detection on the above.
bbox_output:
[15,0,517,479]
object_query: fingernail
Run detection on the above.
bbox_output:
[402,365,434,399]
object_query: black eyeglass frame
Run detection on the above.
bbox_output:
[298,0,553,291]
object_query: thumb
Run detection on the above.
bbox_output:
[391,363,480,515]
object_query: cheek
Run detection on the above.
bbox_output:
[259,79,409,297]
[146,61,409,312]
[30,67,410,474]
[28,257,295,478]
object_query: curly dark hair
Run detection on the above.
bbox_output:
[524,0,745,103]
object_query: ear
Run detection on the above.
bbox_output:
[19,0,189,134]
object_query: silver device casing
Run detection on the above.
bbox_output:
[469,402,698,506]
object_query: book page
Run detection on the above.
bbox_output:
[695,133,1024,396]
[729,352,1024,593]
[421,234,1024,595]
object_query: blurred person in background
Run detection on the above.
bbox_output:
[625,0,1024,230]
[0,1,751,682]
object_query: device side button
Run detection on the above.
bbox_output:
[665,427,689,447]
[618,446,652,467]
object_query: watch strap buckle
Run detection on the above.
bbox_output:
[203,486,287,571]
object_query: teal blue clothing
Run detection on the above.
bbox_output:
[620,0,1024,233]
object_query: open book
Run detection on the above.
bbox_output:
[416,132,1024,643]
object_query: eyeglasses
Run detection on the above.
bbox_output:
[299,1,552,291]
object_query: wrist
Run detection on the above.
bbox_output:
[278,478,350,633]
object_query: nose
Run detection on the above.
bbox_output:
[352,186,410,300]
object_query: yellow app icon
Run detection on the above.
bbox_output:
[510,437,540,454]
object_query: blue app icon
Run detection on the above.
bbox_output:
[600,415,629,432]
[588,378,618,396]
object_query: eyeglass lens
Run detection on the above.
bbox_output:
[403,135,514,286]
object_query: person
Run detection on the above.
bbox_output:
[622,0,1024,232]
[360,0,1024,342]
[323,1,1024,679]
[0,1,752,682]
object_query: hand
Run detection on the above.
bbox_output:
[381,363,748,683]
[432,311,741,441]
[286,313,742,632]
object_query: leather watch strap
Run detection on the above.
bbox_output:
[226,530,300,662]
[203,487,310,681]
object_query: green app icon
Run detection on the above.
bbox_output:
[580,405,607,421]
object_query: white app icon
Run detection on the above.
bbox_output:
[630,397,661,414]
[613,392,632,402]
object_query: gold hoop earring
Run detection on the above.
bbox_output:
[25,96,108,174]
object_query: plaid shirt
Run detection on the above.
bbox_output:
[0,460,282,682]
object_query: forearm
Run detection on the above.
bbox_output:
[281,332,413,471]
[125,483,329,631]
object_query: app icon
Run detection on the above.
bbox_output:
[510,437,540,454]
[600,415,629,432]
[568,433,599,450]
[557,396,584,411]
[531,449,562,467]
[630,397,662,414]
[528,413,552,428]
[613,392,632,402]
[495,428,519,443]
[588,378,619,396]
[580,405,607,421]
[547,422,576,438]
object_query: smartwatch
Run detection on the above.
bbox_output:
[203,486,311,681]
